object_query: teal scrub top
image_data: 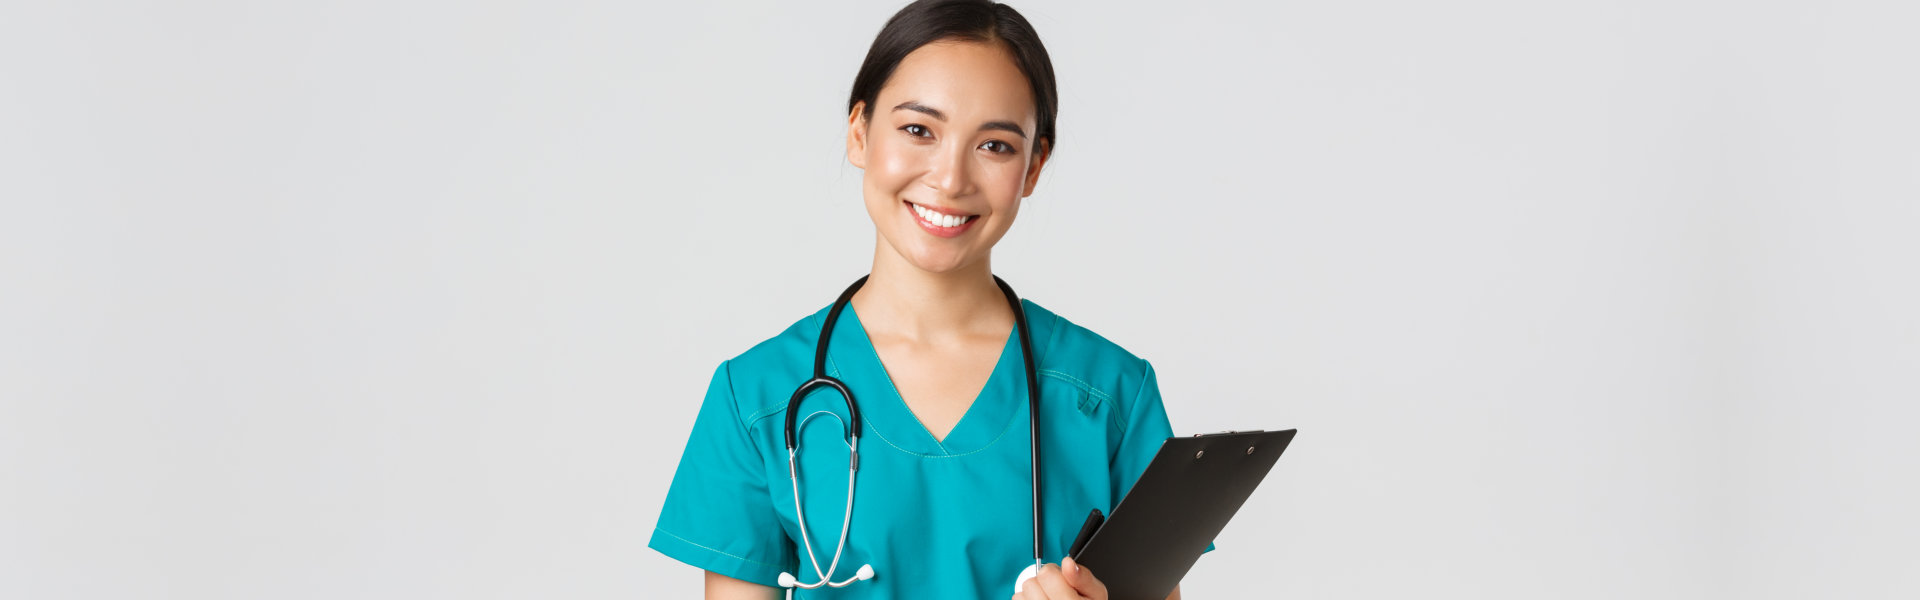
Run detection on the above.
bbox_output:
[650,299,1210,598]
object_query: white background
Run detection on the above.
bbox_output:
[3,0,1916,598]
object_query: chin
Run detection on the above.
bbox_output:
[903,250,973,274]
[891,240,979,275]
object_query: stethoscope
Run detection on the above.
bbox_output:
[778,274,1045,593]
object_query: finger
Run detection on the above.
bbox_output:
[1063,557,1108,600]
[1018,572,1047,600]
[1036,563,1086,600]
[1022,577,1051,600]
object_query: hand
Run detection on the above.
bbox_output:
[1015,557,1108,600]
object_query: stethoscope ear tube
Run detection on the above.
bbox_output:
[784,276,870,450]
[785,376,860,450]
[993,274,1046,576]
[783,274,1043,591]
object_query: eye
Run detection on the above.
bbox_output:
[900,124,931,138]
[980,140,1014,154]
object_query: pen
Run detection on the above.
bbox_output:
[1066,508,1103,559]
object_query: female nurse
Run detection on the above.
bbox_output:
[650,1,1198,598]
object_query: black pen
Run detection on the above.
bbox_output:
[1066,508,1104,559]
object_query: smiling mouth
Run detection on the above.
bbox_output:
[905,201,979,228]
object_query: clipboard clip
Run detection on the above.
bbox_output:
[1192,430,1267,458]
[1193,430,1264,436]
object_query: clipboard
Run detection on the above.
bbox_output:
[1069,429,1296,600]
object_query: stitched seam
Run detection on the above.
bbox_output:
[746,401,785,427]
[723,361,779,460]
[745,322,1017,458]
[747,311,834,428]
[776,367,1017,458]
[745,361,844,429]
[859,408,1017,459]
[724,361,746,431]
[851,324,955,455]
[654,528,786,569]
[1038,369,1114,402]
[1037,300,1061,366]
[1041,370,1124,434]
[1120,361,1156,439]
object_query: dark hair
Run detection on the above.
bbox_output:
[848,0,1058,155]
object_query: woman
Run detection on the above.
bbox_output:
[651,2,1195,598]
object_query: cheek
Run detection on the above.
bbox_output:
[986,161,1031,201]
[864,137,922,190]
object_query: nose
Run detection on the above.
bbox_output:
[925,141,973,199]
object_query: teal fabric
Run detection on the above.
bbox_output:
[649,299,1211,598]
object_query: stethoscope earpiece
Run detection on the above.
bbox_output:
[778,564,875,589]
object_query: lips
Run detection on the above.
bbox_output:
[908,202,976,226]
[905,201,979,238]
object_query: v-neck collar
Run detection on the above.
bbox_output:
[825,302,1026,457]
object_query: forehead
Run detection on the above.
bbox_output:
[877,39,1035,124]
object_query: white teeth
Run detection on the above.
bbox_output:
[912,203,969,228]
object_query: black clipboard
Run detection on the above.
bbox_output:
[1070,429,1296,600]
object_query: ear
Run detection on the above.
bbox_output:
[845,101,868,169]
[1020,138,1051,197]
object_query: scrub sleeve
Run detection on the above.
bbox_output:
[1112,362,1215,555]
[648,361,795,586]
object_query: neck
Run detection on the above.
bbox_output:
[851,236,1011,343]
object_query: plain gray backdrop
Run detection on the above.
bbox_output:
[3,0,1916,598]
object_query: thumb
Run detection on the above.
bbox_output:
[1062,556,1086,586]
[1062,556,1108,599]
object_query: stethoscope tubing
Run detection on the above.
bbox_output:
[780,274,1043,588]
[785,275,870,450]
[993,275,1045,570]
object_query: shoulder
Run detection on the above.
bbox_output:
[705,305,835,426]
[1023,300,1159,414]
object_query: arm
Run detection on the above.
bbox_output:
[705,570,782,600]
[1167,585,1181,600]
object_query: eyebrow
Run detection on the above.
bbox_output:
[893,101,1028,139]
